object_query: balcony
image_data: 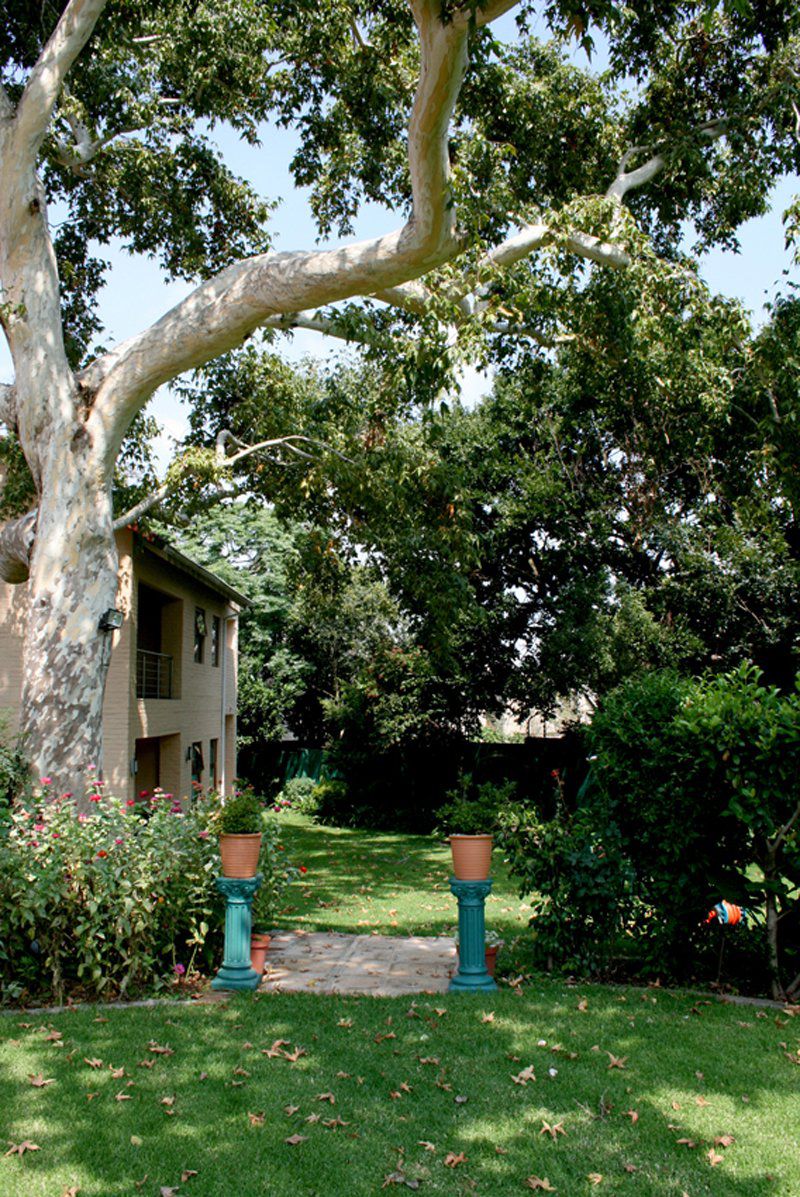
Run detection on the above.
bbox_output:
[136,649,174,700]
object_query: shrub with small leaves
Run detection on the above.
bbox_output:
[0,787,219,1004]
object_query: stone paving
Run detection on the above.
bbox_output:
[259,930,457,996]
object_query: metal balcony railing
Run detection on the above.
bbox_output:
[136,650,173,699]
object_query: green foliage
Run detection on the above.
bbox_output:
[0,789,220,1004]
[500,666,800,994]
[216,788,263,835]
[273,776,320,817]
[435,775,515,836]
[497,795,631,974]
[251,815,301,928]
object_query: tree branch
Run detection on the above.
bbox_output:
[112,431,349,530]
[606,119,729,202]
[83,0,495,465]
[12,0,108,164]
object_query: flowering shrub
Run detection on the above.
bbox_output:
[0,786,221,1003]
[251,817,303,929]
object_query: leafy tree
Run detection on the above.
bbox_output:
[0,0,798,790]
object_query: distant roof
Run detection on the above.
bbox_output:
[132,529,251,608]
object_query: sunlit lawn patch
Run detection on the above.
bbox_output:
[271,812,532,944]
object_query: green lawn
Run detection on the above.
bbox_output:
[2,987,799,1196]
[2,815,799,1196]
[269,812,532,946]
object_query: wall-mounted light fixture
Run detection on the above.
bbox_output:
[99,608,124,633]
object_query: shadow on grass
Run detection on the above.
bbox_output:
[1,985,797,1196]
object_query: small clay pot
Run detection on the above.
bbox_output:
[219,833,262,878]
[449,834,493,880]
[485,945,499,976]
[251,932,271,974]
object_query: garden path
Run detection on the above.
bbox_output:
[260,930,457,996]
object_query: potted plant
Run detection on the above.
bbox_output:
[484,930,504,976]
[250,931,271,973]
[436,783,496,880]
[217,789,264,878]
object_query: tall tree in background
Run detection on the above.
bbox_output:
[0,0,798,788]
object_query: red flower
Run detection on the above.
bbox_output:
[126,799,136,807]
[89,794,101,803]
[299,866,308,874]
[96,850,108,858]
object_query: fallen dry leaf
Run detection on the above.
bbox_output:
[607,1053,627,1070]
[695,1095,710,1107]
[84,1057,103,1069]
[417,1141,436,1152]
[511,1064,536,1085]
[138,1059,155,1070]
[304,1113,321,1124]
[540,1121,567,1140]
[160,1188,179,1197]
[160,1096,176,1108]
[322,1117,349,1128]
[43,1029,62,1042]
[284,1045,306,1063]
[707,1148,724,1167]
[147,1042,174,1057]
[525,1178,557,1192]
[481,1012,495,1023]
[316,1091,335,1104]
[28,1073,55,1088]
[443,1152,466,1168]
[4,1140,41,1157]
[577,998,589,1012]
[181,1169,198,1181]
[588,1174,603,1186]
[677,1139,697,1149]
[114,1091,133,1102]
[285,1133,307,1146]
[247,1112,265,1126]
[61,1188,80,1196]
[714,1135,735,1148]
[284,1105,300,1116]
[624,1109,639,1124]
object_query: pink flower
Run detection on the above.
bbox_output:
[87,763,96,771]
[114,837,123,844]
[51,832,60,839]
[61,792,73,799]
[89,794,101,803]
[126,799,136,807]
[40,777,52,786]
[174,963,186,976]
[198,830,209,839]
[78,812,88,822]
[31,839,39,848]
[34,822,45,832]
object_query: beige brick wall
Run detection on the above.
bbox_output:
[0,528,241,801]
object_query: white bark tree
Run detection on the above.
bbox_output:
[0,0,796,792]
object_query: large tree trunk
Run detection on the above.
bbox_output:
[18,463,118,799]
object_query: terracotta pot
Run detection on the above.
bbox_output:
[219,832,262,878]
[449,834,493,880]
[251,932,271,974]
[485,945,499,976]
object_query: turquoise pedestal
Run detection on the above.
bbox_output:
[448,876,497,993]
[211,874,263,991]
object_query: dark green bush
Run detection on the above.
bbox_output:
[436,775,515,836]
[217,789,263,834]
[500,666,800,996]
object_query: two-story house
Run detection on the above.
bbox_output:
[0,526,248,802]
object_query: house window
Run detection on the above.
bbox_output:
[194,607,206,663]
[209,738,219,789]
[191,741,204,790]
[211,615,221,667]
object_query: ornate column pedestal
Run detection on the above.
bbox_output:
[448,876,497,993]
[211,874,262,991]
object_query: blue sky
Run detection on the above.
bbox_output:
[1,24,797,466]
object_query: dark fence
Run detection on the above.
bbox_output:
[238,734,588,829]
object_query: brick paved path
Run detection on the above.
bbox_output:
[260,930,457,996]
